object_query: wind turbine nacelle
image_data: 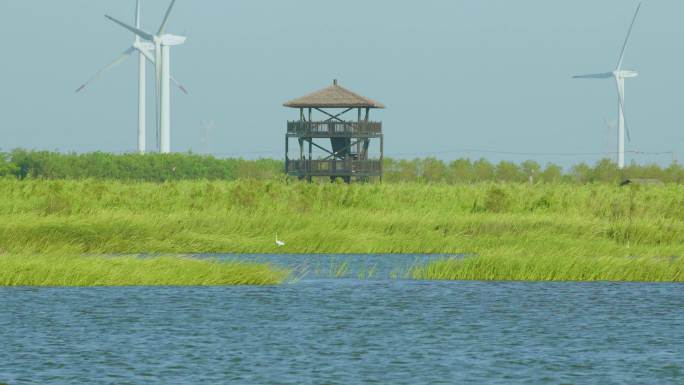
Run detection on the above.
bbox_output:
[160,35,187,46]
[134,41,156,51]
[615,70,639,78]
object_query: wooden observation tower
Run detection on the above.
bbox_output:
[284,80,385,183]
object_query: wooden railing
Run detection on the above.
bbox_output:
[287,159,382,176]
[287,121,382,136]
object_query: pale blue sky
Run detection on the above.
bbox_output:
[0,0,682,166]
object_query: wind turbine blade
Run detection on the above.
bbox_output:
[616,3,642,70]
[171,76,189,95]
[617,83,632,142]
[573,72,613,79]
[603,116,611,129]
[138,46,188,95]
[158,0,178,35]
[137,46,154,63]
[155,42,162,150]
[75,47,135,93]
[155,48,162,104]
[105,15,155,41]
[135,0,141,28]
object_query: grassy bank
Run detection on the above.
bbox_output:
[411,256,684,282]
[2,179,684,259]
[0,254,289,286]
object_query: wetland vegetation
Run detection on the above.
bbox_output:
[3,151,684,283]
[0,254,289,286]
[411,255,684,282]
[2,178,684,257]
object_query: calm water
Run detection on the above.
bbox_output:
[2,255,684,385]
[208,253,449,280]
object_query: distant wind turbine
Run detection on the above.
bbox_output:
[76,0,187,154]
[602,117,617,153]
[106,0,187,154]
[574,3,642,169]
[201,120,215,154]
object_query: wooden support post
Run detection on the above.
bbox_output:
[308,137,313,182]
[285,135,289,174]
[356,108,361,157]
[380,134,384,182]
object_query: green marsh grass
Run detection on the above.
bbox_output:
[0,254,289,286]
[411,255,684,282]
[3,179,684,281]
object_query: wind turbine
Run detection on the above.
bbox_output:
[602,116,617,154]
[574,3,641,170]
[76,0,187,154]
[200,120,215,154]
[106,0,186,154]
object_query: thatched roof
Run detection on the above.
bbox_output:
[284,80,385,109]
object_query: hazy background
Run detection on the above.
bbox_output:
[0,0,681,166]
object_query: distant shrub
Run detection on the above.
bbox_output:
[483,187,510,213]
[530,196,552,211]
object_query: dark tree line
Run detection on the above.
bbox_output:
[0,150,282,182]
[1,150,683,183]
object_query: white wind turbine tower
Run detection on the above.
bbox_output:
[106,0,186,154]
[574,3,642,170]
[200,120,215,154]
[76,0,187,154]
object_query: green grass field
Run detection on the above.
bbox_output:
[0,254,289,286]
[2,179,684,282]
